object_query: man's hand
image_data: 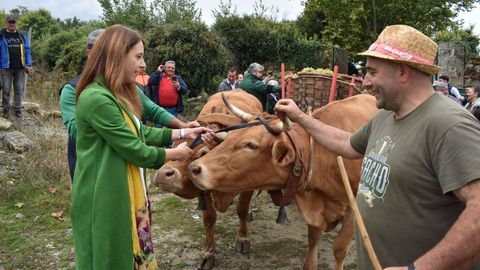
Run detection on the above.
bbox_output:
[157,64,164,72]
[263,75,273,84]
[173,81,180,90]
[274,98,305,122]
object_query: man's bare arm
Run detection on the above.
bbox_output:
[413,179,480,270]
[275,99,362,159]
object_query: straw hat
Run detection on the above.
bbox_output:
[358,25,441,75]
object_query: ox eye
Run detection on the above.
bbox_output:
[194,148,209,159]
[243,142,258,150]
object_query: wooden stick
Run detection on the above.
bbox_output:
[336,156,382,270]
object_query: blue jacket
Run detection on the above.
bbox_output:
[148,70,188,113]
[0,28,32,69]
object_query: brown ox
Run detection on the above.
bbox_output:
[188,94,377,270]
[155,89,263,269]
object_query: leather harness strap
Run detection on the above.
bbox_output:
[269,128,307,207]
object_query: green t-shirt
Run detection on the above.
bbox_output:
[350,92,480,269]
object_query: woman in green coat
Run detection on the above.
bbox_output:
[72,24,213,270]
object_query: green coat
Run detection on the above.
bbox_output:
[239,73,281,110]
[71,77,172,270]
[60,81,174,140]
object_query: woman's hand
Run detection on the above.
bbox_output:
[165,142,193,161]
[185,127,215,143]
[184,121,200,128]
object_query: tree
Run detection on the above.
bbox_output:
[252,0,279,20]
[61,17,86,30]
[35,22,105,73]
[435,25,480,55]
[213,15,325,71]
[151,0,202,24]
[211,0,238,20]
[17,8,62,41]
[98,0,154,30]
[296,0,326,39]
[299,0,480,55]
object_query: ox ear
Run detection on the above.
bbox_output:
[272,139,295,167]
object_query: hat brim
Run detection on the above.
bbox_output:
[358,50,441,75]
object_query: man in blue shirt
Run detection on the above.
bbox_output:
[0,15,32,119]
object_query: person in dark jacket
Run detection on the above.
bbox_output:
[239,62,281,111]
[0,15,32,119]
[148,60,188,125]
[218,67,240,91]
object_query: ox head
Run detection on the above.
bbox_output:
[155,141,215,198]
[154,89,263,199]
[154,122,226,199]
[188,95,299,193]
[188,119,300,192]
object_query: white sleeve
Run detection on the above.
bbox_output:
[451,86,461,99]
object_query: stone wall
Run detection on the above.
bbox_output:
[437,42,465,87]
[464,55,480,87]
[437,42,480,89]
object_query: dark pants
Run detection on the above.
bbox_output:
[1,68,26,111]
[67,136,77,182]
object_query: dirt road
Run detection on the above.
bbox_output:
[150,189,357,270]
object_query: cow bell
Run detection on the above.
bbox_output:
[276,206,289,224]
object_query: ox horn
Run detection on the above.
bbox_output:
[221,92,255,122]
[215,131,227,141]
[276,115,293,132]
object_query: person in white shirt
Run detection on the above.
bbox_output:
[439,75,465,103]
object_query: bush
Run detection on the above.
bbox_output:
[213,15,325,72]
[34,22,105,73]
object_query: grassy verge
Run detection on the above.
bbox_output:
[0,132,74,270]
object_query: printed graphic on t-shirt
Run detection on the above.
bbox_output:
[7,36,21,48]
[5,32,22,69]
[358,136,394,207]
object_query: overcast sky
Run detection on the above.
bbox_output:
[1,0,479,34]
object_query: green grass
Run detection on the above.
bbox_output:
[0,175,74,270]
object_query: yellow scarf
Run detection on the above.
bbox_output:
[123,111,157,270]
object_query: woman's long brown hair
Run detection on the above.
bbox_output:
[76,24,143,118]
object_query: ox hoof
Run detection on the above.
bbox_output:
[197,256,215,270]
[246,212,253,222]
[235,239,251,254]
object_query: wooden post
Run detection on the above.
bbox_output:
[337,156,382,270]
[348,76,356,97]
[281,63,285,99]
[328,65,339,103]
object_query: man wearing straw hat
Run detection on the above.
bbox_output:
[275,25,480,270]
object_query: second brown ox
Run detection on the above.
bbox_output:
[188,94,377,270]
[155,89,263,269]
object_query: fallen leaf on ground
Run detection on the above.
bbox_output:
[48,186,58,194]
[14,202,24,208]
[51,209,64,222]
